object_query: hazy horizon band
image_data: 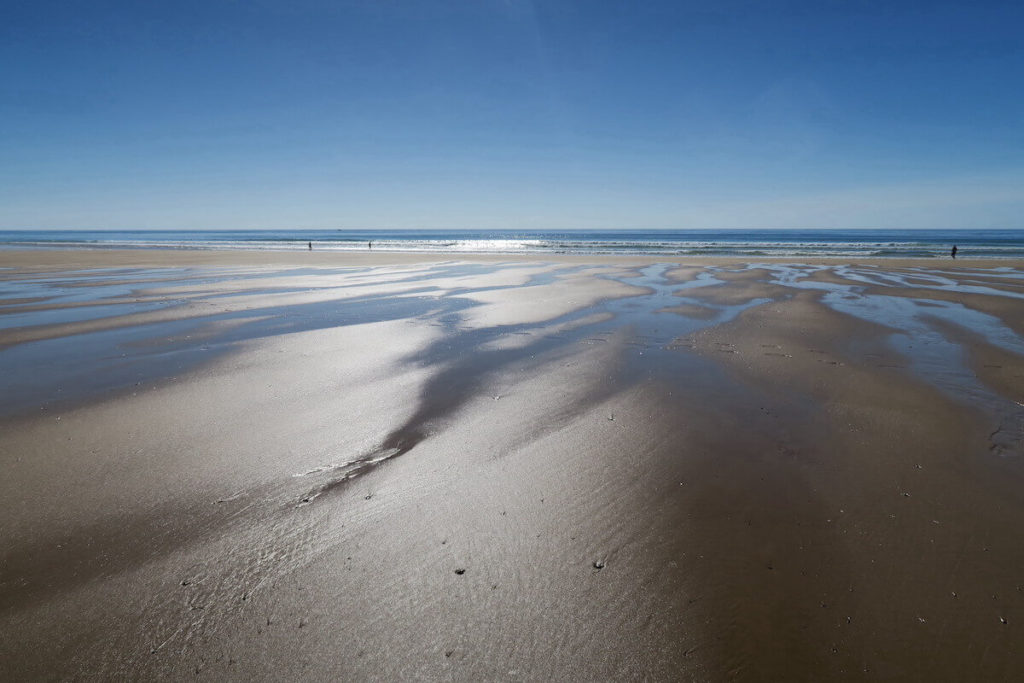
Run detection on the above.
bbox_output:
[2,229,1023,259]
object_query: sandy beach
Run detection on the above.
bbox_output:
[2,249,1024,680]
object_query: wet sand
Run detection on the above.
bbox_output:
[2,250,1024,680]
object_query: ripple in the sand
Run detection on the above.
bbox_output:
[294,447,403,507]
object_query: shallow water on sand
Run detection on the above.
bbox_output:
[3,260,1024,450]
[752,263,1024,455]
[3,259,1024,680]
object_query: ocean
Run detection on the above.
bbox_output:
[1,229,1023,259]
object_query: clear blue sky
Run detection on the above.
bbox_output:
[2,1,1022,230]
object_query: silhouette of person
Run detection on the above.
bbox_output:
[368,241,372,250]
[308,241,312,251]
[951,245,958,259]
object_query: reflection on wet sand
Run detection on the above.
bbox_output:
[2,257,1024,680]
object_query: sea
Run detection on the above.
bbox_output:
[2,229,1023,259]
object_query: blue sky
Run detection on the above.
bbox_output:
[2,1,1022,230]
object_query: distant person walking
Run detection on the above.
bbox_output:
[368,241,372,250]
[951,245,958,259]
[308,241,312,251]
